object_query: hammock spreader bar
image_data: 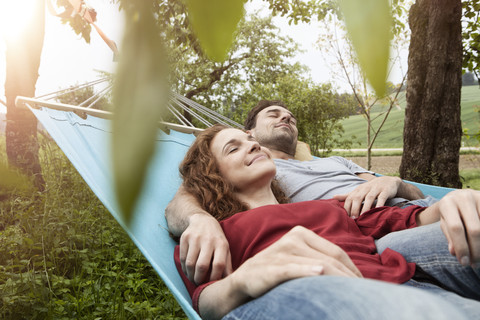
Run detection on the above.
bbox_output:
[16,96,204,135]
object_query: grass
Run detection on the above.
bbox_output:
[460,169,480,190]
[341,85,480,148]
[0,136,186,319]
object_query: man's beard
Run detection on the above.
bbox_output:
[257,130,297,156]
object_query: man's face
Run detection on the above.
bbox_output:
[249,105,298,157]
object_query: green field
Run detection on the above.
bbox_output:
[340,85,480,148]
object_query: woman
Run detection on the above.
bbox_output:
[174,125,480,320]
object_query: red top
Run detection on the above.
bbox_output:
[174,200,425,311]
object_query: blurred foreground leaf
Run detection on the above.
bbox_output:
[183,0,245,61]
[339,0,392,97]
[112,3,168,224]
[0,162,34,200]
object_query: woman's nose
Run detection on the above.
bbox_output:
[249,141,261,152]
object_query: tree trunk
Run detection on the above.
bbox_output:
[5,0,46,190]
[400,0,462,188]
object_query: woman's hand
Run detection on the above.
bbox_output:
[198,226,362,320]
[418,189,480,266]
[230,225,362,298]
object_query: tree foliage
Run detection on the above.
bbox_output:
[54,0,94,43]
[262,0,337,23]
[462,0,480,79]
[155,3,303,106]
[462,71,478,85]
[279,78,356,156]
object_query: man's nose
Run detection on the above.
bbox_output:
[281,113,291,122]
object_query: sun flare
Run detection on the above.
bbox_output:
[0,0,38,40]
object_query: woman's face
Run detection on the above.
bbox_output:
[210,128,276,192]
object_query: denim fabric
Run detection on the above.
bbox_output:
[400,195,439,208]
[376,222,480,301]
[223,276,476,320]
[403,279,480,318]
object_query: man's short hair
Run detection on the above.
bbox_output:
[244,100,288,130]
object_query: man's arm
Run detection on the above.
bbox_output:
[357,173,425,200]
[334,174,424,218]
[165,185,233,284]
[165,184,208,237]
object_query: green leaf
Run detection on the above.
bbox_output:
[339,0,392,97]
[183,0,245,61]
[112,3,169,224]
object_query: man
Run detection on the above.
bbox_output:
[166,100,479,297]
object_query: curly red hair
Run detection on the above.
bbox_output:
[180,124,289,221]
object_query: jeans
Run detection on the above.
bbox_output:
[376,221,480,301]
[223,276,477,319]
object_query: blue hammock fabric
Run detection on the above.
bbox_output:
[30,106,456,319]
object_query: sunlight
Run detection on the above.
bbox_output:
[0,0,38,40]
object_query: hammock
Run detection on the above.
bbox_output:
[16,86,456,319]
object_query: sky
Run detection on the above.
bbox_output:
[0,0,405,114]
[0,0,124,113]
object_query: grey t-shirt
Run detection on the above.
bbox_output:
[274,156,406,206]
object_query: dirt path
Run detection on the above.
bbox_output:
[348,154,480,174]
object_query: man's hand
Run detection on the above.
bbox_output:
[334,176,403,218]
[419,189,480,266]
[180,213,233,285]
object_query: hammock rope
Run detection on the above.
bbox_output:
[167,105,195,127]
[23,78,243,134]
[35,78,110,101]
[78,83,113,109]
